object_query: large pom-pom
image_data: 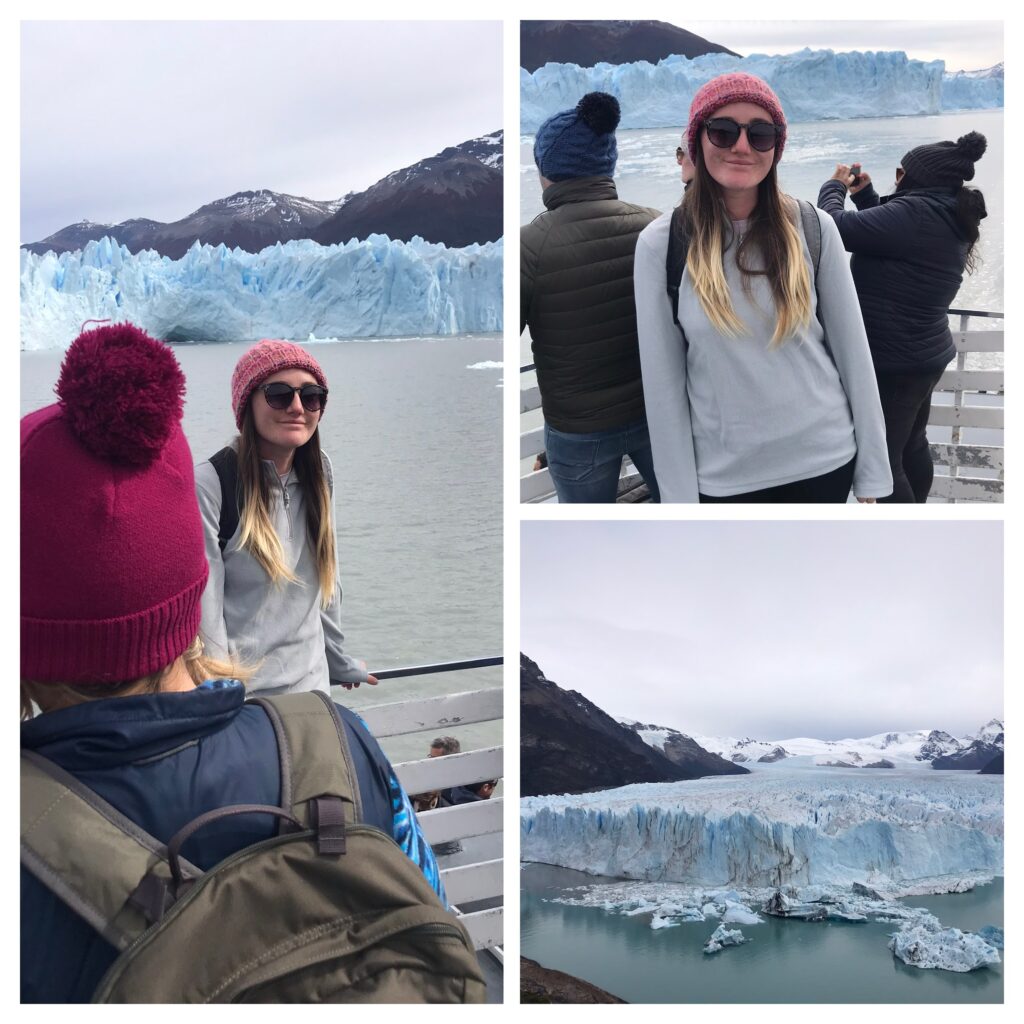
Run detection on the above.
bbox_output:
[56,323,186,466]
[577,92,620,135]
[956,131,987,162]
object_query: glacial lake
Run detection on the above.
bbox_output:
[20,334,503,764]
[521,866,1003,1004]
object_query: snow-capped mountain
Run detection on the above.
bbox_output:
[624,719,1003,770]
[521,49,1003,131]
[23,132,503,257]
[313,131,503,249]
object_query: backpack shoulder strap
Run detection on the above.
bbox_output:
[797,198,822,279]
[665,205,690,332]
[20,750,200,949]
[796,198,828,338]
[209,446,241,552]
[252,691,364,848]
[321,449,334,497]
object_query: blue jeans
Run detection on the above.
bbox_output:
[543,419,660,503]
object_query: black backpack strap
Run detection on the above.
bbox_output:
[665,205,690,337]
[209,446,241,552]
[252,692,364,847]
[20,750,201,949]
[796,198,830,347]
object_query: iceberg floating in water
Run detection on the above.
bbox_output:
[704,925,747,954]
[889,923,1001,972]
[520,769,1003,889]
[521,49,1003,131]
[20,234,503,351]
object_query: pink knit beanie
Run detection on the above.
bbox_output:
[21,324,208,684]
[686,72,787,164]
[231,340,328,429]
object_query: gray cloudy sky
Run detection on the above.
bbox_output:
[521,521,1002,741]
[21,21,502,243]
[687,20,1003,72]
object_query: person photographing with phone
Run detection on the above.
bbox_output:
[818,132,988,502]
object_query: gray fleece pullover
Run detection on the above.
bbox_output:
[634,204,893,501]
[195,451,368,695]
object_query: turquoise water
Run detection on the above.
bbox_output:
[521,865,1003,1003]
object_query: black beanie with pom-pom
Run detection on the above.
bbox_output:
[901,131,987,189]
[533,91,621,183]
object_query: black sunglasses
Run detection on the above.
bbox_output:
[704,118,781,153]
[259,382,328,413]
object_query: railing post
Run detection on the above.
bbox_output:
[946,313,970,504]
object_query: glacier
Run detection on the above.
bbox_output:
[521,49,1003,131]
[520,767,1003,889]
[20,234,503,351]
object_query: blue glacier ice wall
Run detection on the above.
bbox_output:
[20,234,503,351]
[942,65,1004,111]
[521,49,1003,131]
[520,774,1003,888]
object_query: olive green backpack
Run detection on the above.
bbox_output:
[21,691,485,1003]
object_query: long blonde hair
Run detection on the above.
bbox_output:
[237,410,336,607]
[681,147,813,347]
[20,636,248,721]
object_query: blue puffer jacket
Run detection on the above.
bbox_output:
[20,680,444,1003]
[817,180,966,376]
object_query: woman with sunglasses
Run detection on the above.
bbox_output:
[195,340,375,694]
[634,73,892,502]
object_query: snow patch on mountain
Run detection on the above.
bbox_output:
[521,49,1002,131]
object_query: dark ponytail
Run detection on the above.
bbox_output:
[956,186,987,274]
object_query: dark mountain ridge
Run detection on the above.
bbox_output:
[520,20,740,73]
[520,653,747,798]
[24,132,503,257]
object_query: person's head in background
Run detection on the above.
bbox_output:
[429,736,461,758]
[534,92,621,191]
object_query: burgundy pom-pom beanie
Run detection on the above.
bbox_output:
[21,323,209,685]
[231,340,328,429]
[686,72,787,164]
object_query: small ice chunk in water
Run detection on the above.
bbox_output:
[704,925,748,954]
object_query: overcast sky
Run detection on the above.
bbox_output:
[21,21,502,243]
[686,20,1003,72]
[522,521,1002,741]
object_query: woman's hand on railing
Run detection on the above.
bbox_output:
[856,496,876,504]
[340,670,379,690]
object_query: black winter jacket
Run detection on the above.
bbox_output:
[20,680,442,1002]
[521,177,659,432]
[817,180,968,375]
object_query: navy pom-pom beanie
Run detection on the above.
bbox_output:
[534,91,621,182]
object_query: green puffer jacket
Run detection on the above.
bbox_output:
[521,176,659,433]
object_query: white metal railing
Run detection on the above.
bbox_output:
[521,308,1004,504]
[359,666,503,953]
[927,309,1003,503]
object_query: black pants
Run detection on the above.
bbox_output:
[875,368,944,504]
[699,457,856,503]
